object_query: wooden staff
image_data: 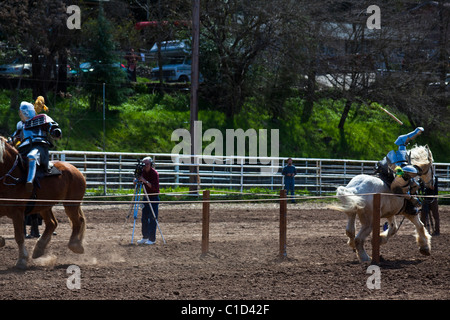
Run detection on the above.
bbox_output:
[371,193,381,264]
[279,189,287,259]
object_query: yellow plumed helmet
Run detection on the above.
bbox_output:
[34,96,48,113]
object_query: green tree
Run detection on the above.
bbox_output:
[82,7,129,112]
[0,0,71,102]
[200,0,286,119]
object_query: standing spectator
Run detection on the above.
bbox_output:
[135,157,160,244]
[24,214,41,239]
[420,176,440,236]
[124,48,140,82]
[282,158,297,203]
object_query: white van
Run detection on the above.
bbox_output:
[150,56,192,82]
[149,40,202,82]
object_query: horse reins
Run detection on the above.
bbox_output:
[0,155,21,186]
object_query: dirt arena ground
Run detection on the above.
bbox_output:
[0,201,448,302]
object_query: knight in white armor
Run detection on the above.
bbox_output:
[11,101,62,192]
[385,127,424,211]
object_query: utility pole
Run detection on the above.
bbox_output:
[189,0,200,192]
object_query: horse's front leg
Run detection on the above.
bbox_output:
[380,216,398,245]
[405,213,431,256]
[12,214,28,269]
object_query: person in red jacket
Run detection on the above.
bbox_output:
[135,157,160,245]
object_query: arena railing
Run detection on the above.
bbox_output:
[49,151,450,196]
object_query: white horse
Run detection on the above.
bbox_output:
[332,145,434,262]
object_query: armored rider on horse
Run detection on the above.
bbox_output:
[376,127,424,214]
[10,97,62,192]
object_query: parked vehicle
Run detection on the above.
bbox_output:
[428,76,449,92]
[67,61,127,79]
[150,56,193,82]
[78,61,127,73]
[149,40,202,82]
[149,40,191,57]
[0,57,31,76]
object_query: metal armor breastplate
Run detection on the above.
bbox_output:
[24,114,51,129]
[386,148,408,168]
[18,114,54,149]
[18,127,49,148]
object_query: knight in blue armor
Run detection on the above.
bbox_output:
[11,101,62,192]
[383,127,424,212]
[386,127,424,173]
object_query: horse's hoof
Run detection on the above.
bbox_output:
[32,250,45,259]
[15,259,28,270]
[68,242,84,254]
[32,242,46,259]
[358,254,371,263]
[419,248,431,256]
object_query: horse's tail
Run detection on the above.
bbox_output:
[329,186,366,214]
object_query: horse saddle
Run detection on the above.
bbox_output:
[32,162,62,190]
[37,162,62,179]
[17,153,62,190]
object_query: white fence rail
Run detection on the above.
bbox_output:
[49,151,450,195]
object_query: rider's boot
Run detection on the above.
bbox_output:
[26,159,37,193]
[394,127,424,146]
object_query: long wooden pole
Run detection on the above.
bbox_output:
[189,0,200,192]
[201,189,210,255]
[279,189,287,259]
[371,193,381,264]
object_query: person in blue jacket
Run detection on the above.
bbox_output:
[282,158,297,202]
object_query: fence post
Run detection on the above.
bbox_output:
[279,189,287,259]
[201,190,210,256]
[372,193,381,264]
[175,155,180,186]
[319,160,322,196]
[103,154,107,196]
[240,157,244,193]
[119,155,122,188]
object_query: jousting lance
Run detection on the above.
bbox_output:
[373,104,404,125]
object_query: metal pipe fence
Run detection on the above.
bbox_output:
[49,150,450,195]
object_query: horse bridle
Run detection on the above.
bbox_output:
[420,164,435,190]
[0,154,21,186]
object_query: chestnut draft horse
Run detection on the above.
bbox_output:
[0,137,86,269]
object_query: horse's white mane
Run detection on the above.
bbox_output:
[409,144,433,166]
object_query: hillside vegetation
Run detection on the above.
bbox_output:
[0,88,448,163]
